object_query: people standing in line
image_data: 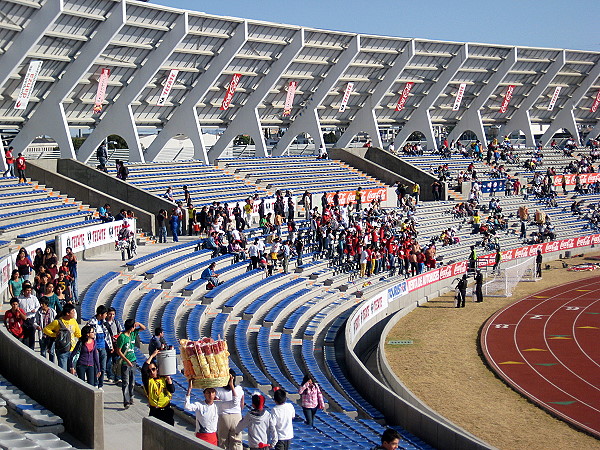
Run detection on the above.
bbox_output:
[185,381,218,445]
[4,298,26,343]
[116,319,146,409]
[15,248,34,282]
[18,282,39,350]
[536,249,543,278]
[474,270,484,303]
[15,153,26,183]
[3,146,14,177]
[142,349,175,425]
[271,389,294,450]
[43,303,81,370]
[371,428,402,450]
[8,270,23,299]
[68,325,100,387]
[298,374,324,427]
[235,393,277,450]
[87,305,113,389]
[34,297,56,361]
[214,369,244,450]
[63,247,78,304]
[455,274,467,308]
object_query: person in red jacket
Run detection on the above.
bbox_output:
[15,153,26,183]
[3,146,14,178]
[4,298,26,341]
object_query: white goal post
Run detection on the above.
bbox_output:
[482,256,538,297]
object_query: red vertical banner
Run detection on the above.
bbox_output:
[220,73,242,110]
[499,85,516,114]
[338,82,354,112]
[157,69,179,106]
[93,68,111,114]
[548,86,561,110]
[395,82,414,111]
[452,83,467,111]
[283,81,297,117]
[591,90,600,113]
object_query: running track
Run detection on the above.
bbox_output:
[481,277,600,438]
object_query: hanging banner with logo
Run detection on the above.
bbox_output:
[93,68,111,114]
[56,219,135,258]
[282,81,298,117]
[157,69,179,106]
[15,60,43,110]
[220,73,242,110]
[395,82,414,112]
[548,86,561,111]
[452,83,467,111]
[591,90,600,113]
[499,85,516,114]
[339,82,354,112]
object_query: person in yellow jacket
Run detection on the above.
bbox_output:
[411,183,420,204]
[142,349,175,425]
[43,303,81,371]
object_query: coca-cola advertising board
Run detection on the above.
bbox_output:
[499,85,515,114]
[220,73,242,111]
[93,68,111,114]
[395,82,414,112]
[283,81,297,117]
[324,188,387,206]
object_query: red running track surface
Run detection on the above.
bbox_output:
[481,277,600,438]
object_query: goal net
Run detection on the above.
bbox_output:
[482,256,537,297]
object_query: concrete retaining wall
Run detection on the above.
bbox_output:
[27,159,157,235]
[330,147,446,202]
[142,417,220,450]
[344,246,596,450]
[0,327,104,449]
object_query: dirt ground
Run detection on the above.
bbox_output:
[385,253,600,450]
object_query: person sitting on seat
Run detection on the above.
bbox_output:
[201,262,221,288]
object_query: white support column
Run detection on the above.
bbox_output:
[0,0,63,90]
[336,40,416,149]
[77,12,189,163]
[9,1,126,159]
[144,22,248,163]
[207,28,304,162]
[540,61,600,146]
[394,44,469,150]
[272,35,361,156]
[499,50,566,147]
[448,47,518,147]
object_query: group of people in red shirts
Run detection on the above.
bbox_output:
[3,146,27,182]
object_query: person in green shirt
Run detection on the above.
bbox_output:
[116,318,146,409]
[40,283,62,315]
[8,270,23,298]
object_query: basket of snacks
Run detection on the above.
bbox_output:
[180,337,230,388]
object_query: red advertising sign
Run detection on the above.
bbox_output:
[157,69,179,106]
[339,82,354,112]
[452,83,467,111]
[499,85,515,114]
[395,82,414,112]
[324,187,387,206]
[283,81,297,117]
[548,86,561,111]
[591,90,600,113]
[552,173,600,187]
[220,73,242,111]
[93,68,111,114]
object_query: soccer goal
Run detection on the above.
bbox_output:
[483,256,537,297]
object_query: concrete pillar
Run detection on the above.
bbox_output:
[0,0,63,90]
[9,1,126,159]
[207,28,304,163]
[394,44,469,150]
[144,22,248,163]
[447,47,518,147]
[272,35,361,156]
[540,60,600,146]
[77,12,189,163]
[588,121,600,140]
[499,50,566,147]
[336,40,416,149]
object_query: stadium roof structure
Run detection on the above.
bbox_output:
[0,0,599,164]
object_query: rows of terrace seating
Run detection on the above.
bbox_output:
[0,177,98,244]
